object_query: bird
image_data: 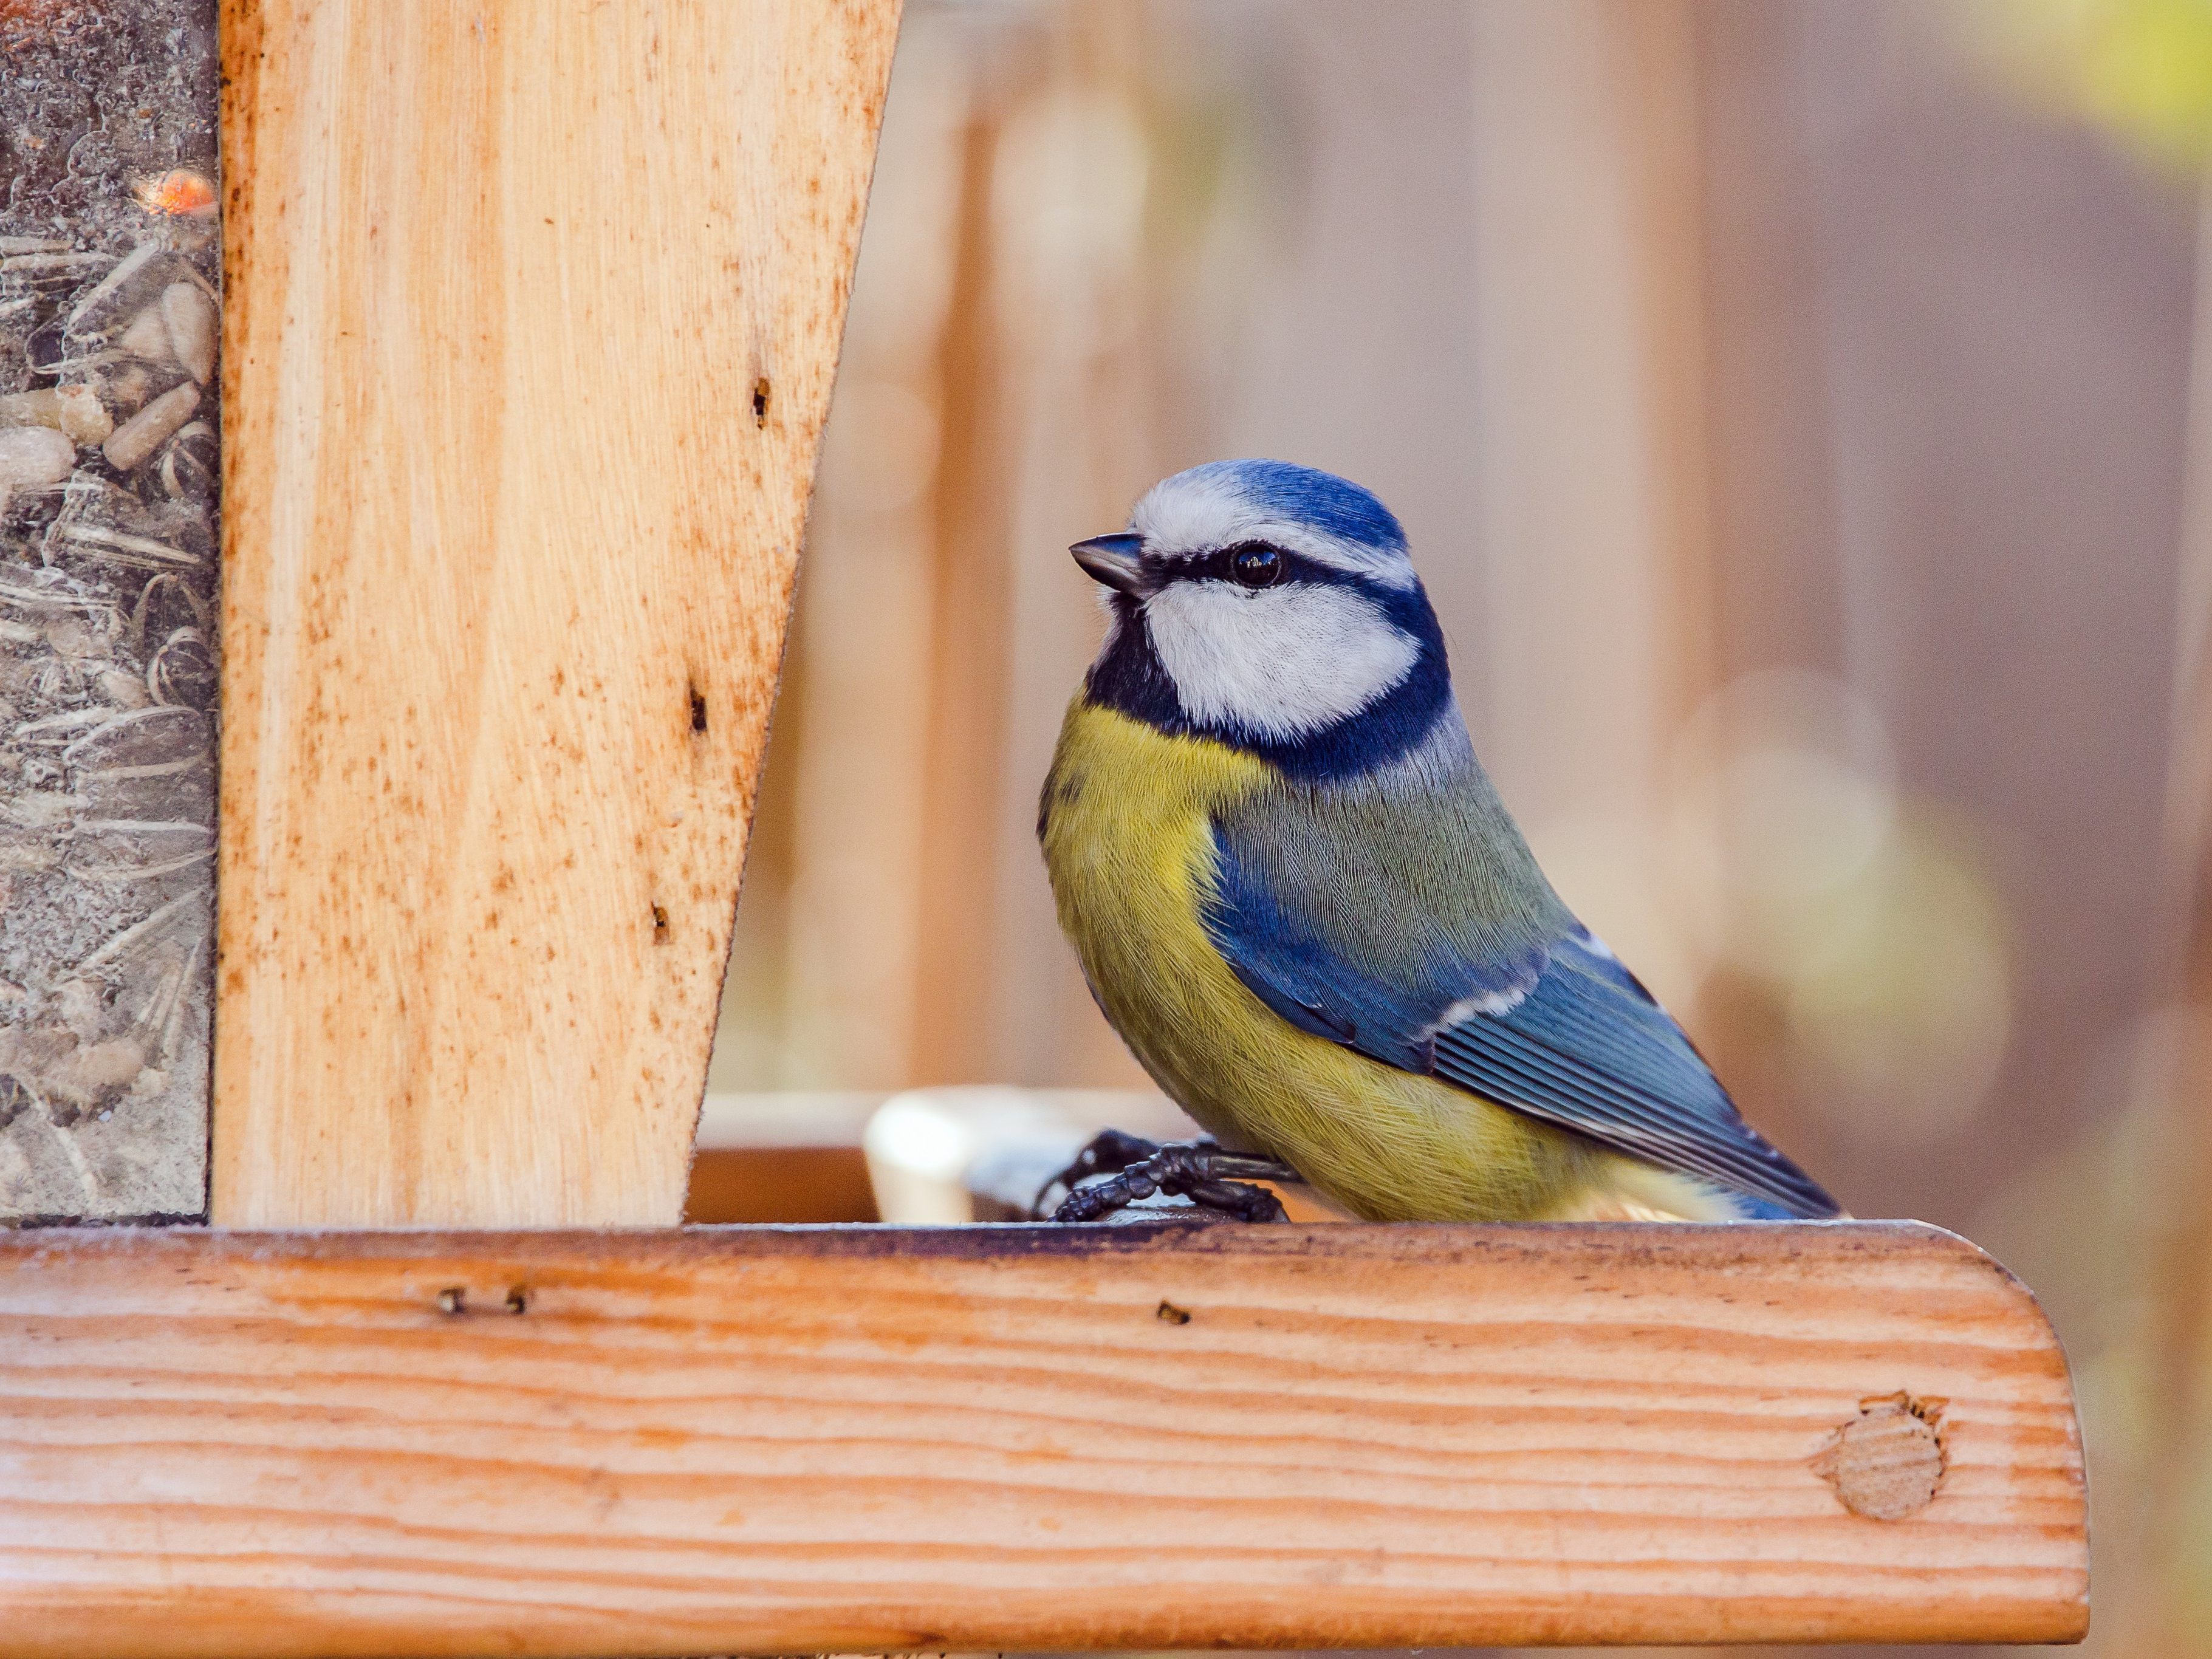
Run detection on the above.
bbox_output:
[1034,459,1840,1225]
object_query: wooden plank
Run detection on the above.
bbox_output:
[212,0,901,1225]
[0,1222,2087,1654]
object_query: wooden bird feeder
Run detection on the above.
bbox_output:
[0,2,2087,1654]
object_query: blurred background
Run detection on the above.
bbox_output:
[699,1,2212,1651]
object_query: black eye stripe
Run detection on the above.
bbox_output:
[1153,541,1298,587]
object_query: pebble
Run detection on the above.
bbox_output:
[98,669,153,710]
[56,1034,151,1096]
[13,784,70,822]
[0,425,75,490]
[116,304,173,364]
[160,281,216,383]
[97,363,159,416]
[43,617,103,658]
[56,976,105,1039]
[103,381,200,471]
[0,386,114,446]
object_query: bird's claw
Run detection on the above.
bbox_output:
[1037,1132,1299,1224]
[1031,1127,1163,1216]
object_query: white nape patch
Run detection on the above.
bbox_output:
[1132,469,1417,589]
[1145,580,1418,740]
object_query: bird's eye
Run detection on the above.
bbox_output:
[1229,546,1284,589]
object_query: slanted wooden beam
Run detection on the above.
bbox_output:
[213,0,900,1225]
[0,1222,2087,1654]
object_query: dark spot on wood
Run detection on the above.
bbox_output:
[1156,1299,1191,1325]
[688,683,707,734]
[753,377,770,426]
[652,904,670,943]
[504,1286,529,1315]
[436,1287,465,1315]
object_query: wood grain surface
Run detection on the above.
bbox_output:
[212,0,900,1225]
[0,1222,2086,1654]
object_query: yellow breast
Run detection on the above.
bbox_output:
[1038,699,1628,1221]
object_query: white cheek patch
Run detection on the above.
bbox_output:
[1143,581,1419,740]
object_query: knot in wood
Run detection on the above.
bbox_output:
[1816,1393,1946,1520]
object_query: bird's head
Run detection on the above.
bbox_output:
[1072,460,1460,781]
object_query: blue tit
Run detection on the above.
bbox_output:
[1036,459,1839,1225]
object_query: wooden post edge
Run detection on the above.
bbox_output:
[0,1220,2087,1655]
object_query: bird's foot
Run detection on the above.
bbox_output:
[1031,1127,1163,1216]
[1038,1132,1300,1224]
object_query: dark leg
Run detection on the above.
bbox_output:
[1047,1138,1302,1224]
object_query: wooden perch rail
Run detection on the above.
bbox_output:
[0,1222,2086,1655]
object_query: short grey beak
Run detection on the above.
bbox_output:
[1070,532,1146,597]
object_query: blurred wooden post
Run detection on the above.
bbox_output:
[213,0,901,1225]
[910,104,1016,1087]
[1468,0,1717,835]
[2148,178,2212,1649]
[2149,604,2212,1648]
[1691,0,1847,682]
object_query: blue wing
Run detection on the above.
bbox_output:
[1203,789,1838,1219]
